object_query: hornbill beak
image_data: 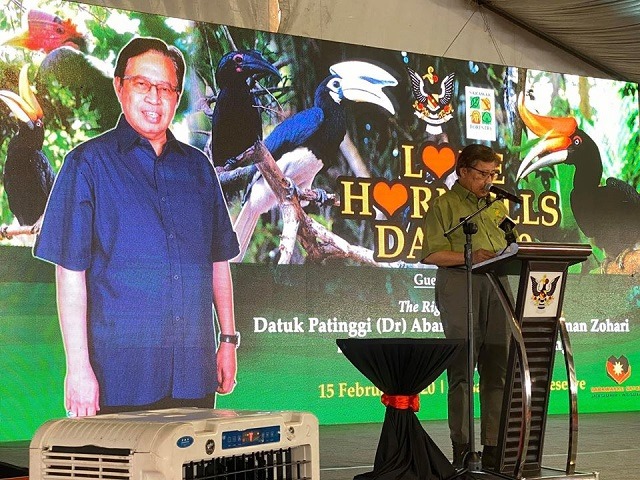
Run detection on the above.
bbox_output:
[238,50,281,80]
[330,61,398,114]
[3,31,31,49]
[517,92,577,180]
[0,65,43,127]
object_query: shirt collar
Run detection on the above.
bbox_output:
[113,115,187,156]
[451,180,488,206]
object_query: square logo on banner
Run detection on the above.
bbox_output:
[465,86,496,141]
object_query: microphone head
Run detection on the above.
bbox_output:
[499,215,516,232]
[499,214,517,245]
[488,184,523,204]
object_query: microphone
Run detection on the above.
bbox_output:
[488,184,522,204]
[499,215,517,246]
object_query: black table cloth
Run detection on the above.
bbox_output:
[337,338,464,480]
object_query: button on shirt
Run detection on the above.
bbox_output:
[34,116,240,406]
[422,181,509,260]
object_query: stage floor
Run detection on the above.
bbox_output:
[1,411,637,479]
[317,411,637,480]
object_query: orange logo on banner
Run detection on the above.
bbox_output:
[421,145,455,179]
[372,181,409,217]
[606,355,631,385]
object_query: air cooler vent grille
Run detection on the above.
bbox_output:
[183,447,311,480]
[41,447,132,479]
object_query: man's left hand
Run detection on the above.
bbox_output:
[216,342,237,394]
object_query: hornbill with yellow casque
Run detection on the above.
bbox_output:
[517,92,640,271]
[231,61,397,261]
[209,50,281,169]
[5,9,119,131]
[0,65,55,227]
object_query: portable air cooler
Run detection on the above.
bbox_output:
[29,408,319,480]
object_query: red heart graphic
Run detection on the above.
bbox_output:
[422,145,455,179]
[372,181,409,217]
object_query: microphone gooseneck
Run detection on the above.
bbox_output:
[489,184,522,204]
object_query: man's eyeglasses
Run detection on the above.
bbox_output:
[467,165,499,180]
[123,75,179,99]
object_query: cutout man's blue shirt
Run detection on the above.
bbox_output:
[34,117,240,406]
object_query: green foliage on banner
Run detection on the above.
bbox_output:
[2,1,638,262]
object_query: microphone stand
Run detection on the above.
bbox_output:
[444,194,502,479]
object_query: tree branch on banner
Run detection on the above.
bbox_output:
[0,218,41,241]
[235,140,403,267]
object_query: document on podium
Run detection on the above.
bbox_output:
[472,242,520,274]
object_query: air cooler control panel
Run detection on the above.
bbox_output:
[221,425,281,449]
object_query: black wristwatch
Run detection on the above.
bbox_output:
[219,331,241,348]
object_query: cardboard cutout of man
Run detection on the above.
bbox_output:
[34,37,240,416]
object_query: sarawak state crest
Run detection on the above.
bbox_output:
[407,66,455,134]
[529,274,561,310]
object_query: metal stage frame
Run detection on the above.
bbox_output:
[472,466,598,480]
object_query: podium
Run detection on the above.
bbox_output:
[472,242,592,479]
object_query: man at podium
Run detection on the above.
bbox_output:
[421,144,513,470]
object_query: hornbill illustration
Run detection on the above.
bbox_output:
[5,9,118,131]
[0,65,55,227]
[209,50,281,169]
[3,9,86,53]
[36,46,118,130]
[231,61,397,261]
[517,92,640,269]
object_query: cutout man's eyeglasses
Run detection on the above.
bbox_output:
[468,165,499,179]
[123,75,179,99]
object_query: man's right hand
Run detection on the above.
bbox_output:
[56,266,99,417]
[65,366,100,417]
[472,248,496,264]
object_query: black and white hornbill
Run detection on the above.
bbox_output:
[231,60,397,261]
[209,50,281,169]
[517,92,640,268]
[0,65,55,227]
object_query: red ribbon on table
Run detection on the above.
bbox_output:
[381,393,420,412]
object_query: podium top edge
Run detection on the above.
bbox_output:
[515,242,593,256]
[471,242,593,274]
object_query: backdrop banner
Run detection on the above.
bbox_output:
[0,0,638,442]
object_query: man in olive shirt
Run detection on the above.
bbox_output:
[421,144,512,470]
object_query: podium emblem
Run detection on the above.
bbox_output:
[524,272,562,317]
